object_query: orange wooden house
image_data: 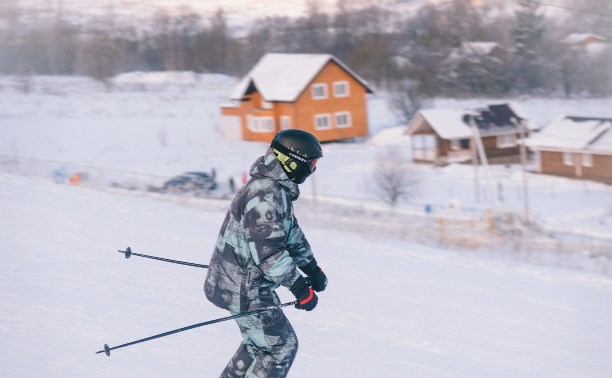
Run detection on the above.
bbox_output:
[220,53,373,142]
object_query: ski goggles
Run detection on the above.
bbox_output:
[308,159,318,173]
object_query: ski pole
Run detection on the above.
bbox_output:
[117,247,208,269]
[95,301,297,356]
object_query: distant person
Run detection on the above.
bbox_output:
[228,176,236,193]
[52,166,66,184]
[69,173,80,185]
[204,129,327,377]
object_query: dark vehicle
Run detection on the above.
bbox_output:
[161,171,217,196]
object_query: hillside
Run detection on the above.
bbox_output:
[1,70,612,376]
[1,72,611,245]
[2,171,612,377]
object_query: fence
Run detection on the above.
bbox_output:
[296,196,612,275]
[3,154,611,274]
[0,155,166,189]
[0,154,236,198]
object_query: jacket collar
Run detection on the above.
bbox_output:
[249,147,300,200]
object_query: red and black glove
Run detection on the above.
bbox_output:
[289,276,318,311]
[299,258,327,292]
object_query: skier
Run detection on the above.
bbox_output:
[204,129,328,377]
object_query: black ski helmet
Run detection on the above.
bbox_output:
[271,129,323,184]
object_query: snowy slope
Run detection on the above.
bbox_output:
[1,72,612,376]
[1,173,612,377]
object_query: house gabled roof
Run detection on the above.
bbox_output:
[407,103,530,140]
[592,126,612,154]
[461,42,502,55]
[561,33,606,45]
[230,53,373,102]
[446,41,506,62]
[524,116,612,154]
[409,108,472,139]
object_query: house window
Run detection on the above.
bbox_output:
[247,115,275,133]
[497,134,517,148]
[311,83,328,99]
[532,151,541,172]
[412,134,437,161]
[450,139,469,150]
[333,81,349,97]
[314,114,331,130]
[563,152,574,166]
[280,116,291,130]
[334,111,351,128]
[582,153,593,167]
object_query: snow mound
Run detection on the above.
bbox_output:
[367,126,411,146]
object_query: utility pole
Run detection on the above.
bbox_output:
[471,128,480,203]
[465,113,497,208]
[517,117,530,224]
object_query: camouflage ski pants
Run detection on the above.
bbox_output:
[220,307,298,378]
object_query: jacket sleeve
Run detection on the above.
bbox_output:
[243,187,300,287]
[286,217,315,269]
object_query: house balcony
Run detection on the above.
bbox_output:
[446,149,472,163]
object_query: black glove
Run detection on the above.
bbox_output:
[289,275,318,311]
[299,258,327,292]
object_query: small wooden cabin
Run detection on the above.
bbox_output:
[524,116,612,183]
[406,104,532,165]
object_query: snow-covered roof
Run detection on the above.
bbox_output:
[561,33,606,45]
[446,42,505,61]
[413,109,472,139]
[591,126,612,154]
[524,116,612,154]
[408,103,529,140]
[230,53,372,102]
[461,42,501,55]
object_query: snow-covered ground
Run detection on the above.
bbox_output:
[1,73,611,238]
[2,170,612,377]
[1,72,612,376]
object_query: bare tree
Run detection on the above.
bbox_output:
[5,0,608,97]
[75,31,118,89]
[389,79,422,123]
[369,149,421,207]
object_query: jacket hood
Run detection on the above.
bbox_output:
[250,147,300,200]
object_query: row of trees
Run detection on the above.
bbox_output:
[1,0,611,101]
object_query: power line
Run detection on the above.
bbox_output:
[525,0,612,18]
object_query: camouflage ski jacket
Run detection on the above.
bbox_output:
[204,148,314,312]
